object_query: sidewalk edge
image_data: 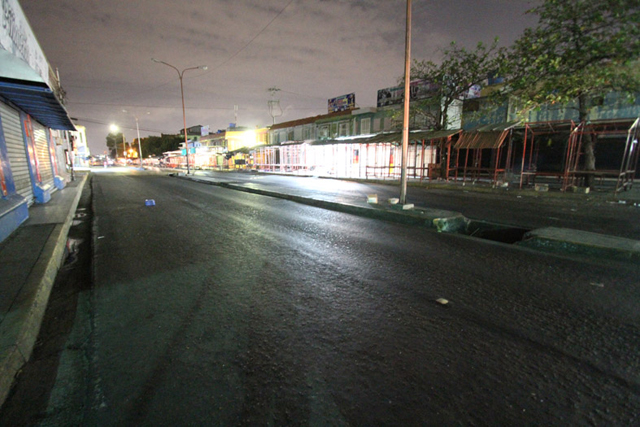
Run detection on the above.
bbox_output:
[0,174,89,408]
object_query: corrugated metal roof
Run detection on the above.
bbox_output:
[311,129,461,146]
[0,78,75,130]
[454,121,519,149]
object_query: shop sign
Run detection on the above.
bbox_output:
[1,0,49,84]
[328,93,355,113]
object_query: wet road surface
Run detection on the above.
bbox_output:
[190,170,640,239]
[3,169,640,425]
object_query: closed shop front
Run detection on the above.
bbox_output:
[0,102,33,204]
[30,119,55,190]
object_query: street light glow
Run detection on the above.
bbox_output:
[110,124,118,132]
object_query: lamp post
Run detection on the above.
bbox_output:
[152,58,208,175]
[123,109,147,169]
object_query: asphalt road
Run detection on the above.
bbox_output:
[190,170,640,239]
[3,169,640,425]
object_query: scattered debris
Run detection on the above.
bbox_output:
[569,186,590,194]
[535,184,549,192]
[436,298,449,305]
[402,203,414,210]
[145,199,156,206]
[590,282,605,288]
[367,194,378,204]
[388,198,399,205]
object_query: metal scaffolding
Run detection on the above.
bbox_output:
[453,122,520,185]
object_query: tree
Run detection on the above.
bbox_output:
[410,39,505,131]
[406,40,505,175]
[504,0,640,186]
[106,132,126,158]
[139,134,183,157]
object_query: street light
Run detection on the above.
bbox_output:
[152,58,208,175]
[110,124,126,162]
[123,109,148,169]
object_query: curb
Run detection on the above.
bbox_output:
[184,176,450,227]
[0,174,89,408]
[518,227,640,262]
[179,175,640,262]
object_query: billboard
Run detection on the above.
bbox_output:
[328,93,356,113]
[377,80,440,108]
[377,79,485,106]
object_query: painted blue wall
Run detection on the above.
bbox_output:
[462,92,640,129]
[0,108,29,243]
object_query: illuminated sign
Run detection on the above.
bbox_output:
[328,93,355,113]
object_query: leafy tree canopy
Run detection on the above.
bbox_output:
[105,132,126,158]
[139,134,183,157]
[504,0,640,117]
[409,39,505,130]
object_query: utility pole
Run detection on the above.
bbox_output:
[268,87,283,125]
[122,133,126,164]
[400,0,412,205]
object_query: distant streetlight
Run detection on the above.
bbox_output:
[123,109,149,169]
[152,58,208,175]
[110,124,126,161]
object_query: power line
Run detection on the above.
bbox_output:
[67,101,235,110]
[201,0,296,76]
[70,1,301,114]
[67,100,321,111]
[280,89,327,101]
[71,117,167,134]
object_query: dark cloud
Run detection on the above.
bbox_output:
[19,0,537,152]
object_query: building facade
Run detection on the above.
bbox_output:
[0,0,76,242]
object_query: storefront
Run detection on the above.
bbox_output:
[0,0,76,242]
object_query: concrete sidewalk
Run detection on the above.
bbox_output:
[0,174,88,407]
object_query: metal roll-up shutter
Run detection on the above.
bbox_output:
[0,102,34,204]
[31,121,55,189]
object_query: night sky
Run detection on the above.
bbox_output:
[19,0,537,154]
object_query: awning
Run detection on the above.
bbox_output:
[454,121,520,149]
[0,78,76,130]
[311,129,462,146]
